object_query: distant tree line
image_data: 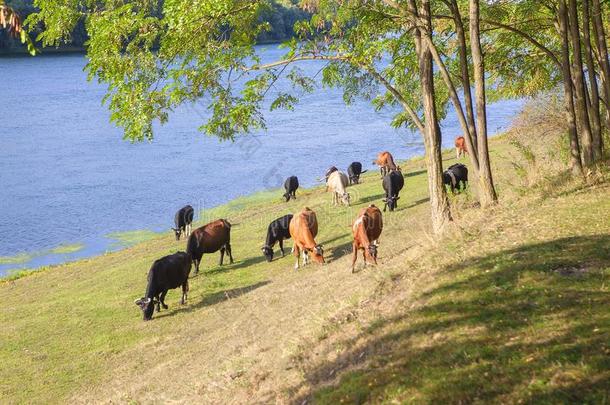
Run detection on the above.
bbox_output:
[0,0,308,52]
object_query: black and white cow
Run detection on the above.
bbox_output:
[283,176,299,202]
[134,251,191,321]
[382,170,404,212]
[261,214,293,262]
[347,161,367,184]
[172,205,194,241]
[443,163,468,194]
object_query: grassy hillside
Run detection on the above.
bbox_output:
[1,134,608,404]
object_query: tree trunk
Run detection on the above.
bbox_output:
[582,0,603,161]
[568,0,594,166]
[412,0,452,234]
[449,0,478,149]
[592,0,610,153]
[559,0,584,176]
[424,36,480,172]
[469,0,497,205]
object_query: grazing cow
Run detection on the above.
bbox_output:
[289,207,324,269]
[283,176,299,202]
[172,205,194,241]
[186,219,233,274]
[382,170,405,212]
[327,170,351,206]
[261,214,293,262]
[443,163,468,194]
[347,161,367,184]
[134,251,191,321]
[455,136,467,159]
[373,151,397,177]
[351,205,383,273]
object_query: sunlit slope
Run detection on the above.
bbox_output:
[1,136,608,404]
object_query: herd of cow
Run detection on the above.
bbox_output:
[135,145,470,320]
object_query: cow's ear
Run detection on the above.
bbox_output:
[396,197,401,200]
[134,297,150,307]
[382,198,387,202]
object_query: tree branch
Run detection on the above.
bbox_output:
[480,19,561,69]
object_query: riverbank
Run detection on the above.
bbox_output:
[1,133,608,403]
[0,47,523,276]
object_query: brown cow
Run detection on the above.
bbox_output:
[351,205,383,273]
[186,219,233,274]
[455,136,467,159]
[289,207,325,269]
[373,151,397,177]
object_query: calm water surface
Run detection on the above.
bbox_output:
[0,46,523,276]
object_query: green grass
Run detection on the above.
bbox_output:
[106,229,161,248]
[0,242,84,267]
[48,243,85,255]
[0,136,608,404]
[0,252,34,265]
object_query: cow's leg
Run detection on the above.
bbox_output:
[362,250,367,266]
[279,239,285,257]
[303,250,309,265]
[351,243,358,273]
[219,247,225,266]
[181,280,189,304]
[294,246,300,270]
[155,295,161,312]
[226,243,234,264]
[194,257,201,274]
[159,290,169,309]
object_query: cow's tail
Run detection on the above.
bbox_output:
[361,169,368,174]
[221,219,232,229]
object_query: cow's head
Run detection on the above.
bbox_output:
[134,297,154,321]
[383,196,400,211]
[311,244,325,264]
[341,192,351,206]
[172,227,182,241]
[261,245,274,262]
[283,192,292,202]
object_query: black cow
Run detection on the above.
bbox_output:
[443,163,468,194]
[172,205,194,241]
[382,170,404,212]
[347,161,367,184]
[261,214,293,262]
[283,176,299,202]
[134,251,191,321]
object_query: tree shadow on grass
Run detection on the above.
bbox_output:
[289,235,610,404]
[155,280,272,319]
[327,241,355,263]
[201,254,269,276]
[403,169,427,178]
[358,193,386,206]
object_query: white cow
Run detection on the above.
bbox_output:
[327,171,351,206]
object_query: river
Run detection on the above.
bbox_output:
[0,45,523,277]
